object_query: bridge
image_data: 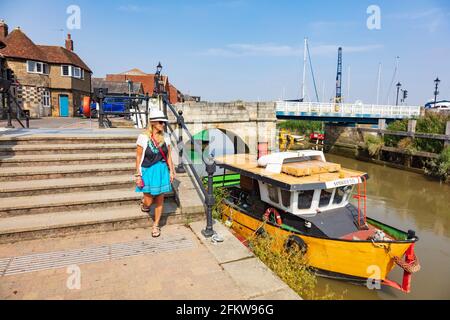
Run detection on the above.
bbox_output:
[275,101,422,124]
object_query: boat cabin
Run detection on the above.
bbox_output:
[215,151,367,217]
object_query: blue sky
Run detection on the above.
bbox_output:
[1,0,449,104]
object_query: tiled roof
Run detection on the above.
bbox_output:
[37,45,92,72]
[0,28,91,72]
[0,28,47,62]
[120,68,147,76]
[92,78,143,94]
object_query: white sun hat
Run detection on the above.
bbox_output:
[148,109,168,122]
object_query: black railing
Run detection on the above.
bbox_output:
[162,96,217,238]
[3,89,30,129]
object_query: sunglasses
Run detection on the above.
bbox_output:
[157,121,166,125]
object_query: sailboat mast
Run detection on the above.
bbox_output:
[376,63,382,105]
[301,37,307,101]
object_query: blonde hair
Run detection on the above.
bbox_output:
[145,123,164,146]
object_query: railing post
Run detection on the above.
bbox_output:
[176,109,186,174]
[5,91,13,128]
[445,121,450,148]
[202,157,216,238]
[145,93,149,128]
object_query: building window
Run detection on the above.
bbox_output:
[62,65,70,76]
[42,90,51,107]
[61,65,84,79]
[27,61,49,74]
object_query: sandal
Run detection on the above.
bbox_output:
[140,202,151,212]
[152,226,161,238]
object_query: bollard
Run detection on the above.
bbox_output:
[176,110,186,174]
[202,157,216,238]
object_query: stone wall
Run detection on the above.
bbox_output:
[169,101,278,155]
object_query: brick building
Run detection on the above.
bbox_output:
[106,68,182,104]
[0,20,92,117]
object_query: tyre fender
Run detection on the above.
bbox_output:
[284,235,308,254]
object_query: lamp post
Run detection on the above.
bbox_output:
[396,82,402,106]
[97,88,105,128]
[434,77,440,108]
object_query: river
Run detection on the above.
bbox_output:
[315,154,450,300]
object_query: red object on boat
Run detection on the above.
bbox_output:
[383,243,417,293]
[82,96,91,117]
[257,142,269,159]
[309,132,325,141]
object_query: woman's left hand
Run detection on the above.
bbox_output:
[170,171,176,183]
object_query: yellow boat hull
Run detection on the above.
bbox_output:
[221,203,412,281]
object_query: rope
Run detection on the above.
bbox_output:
[393,254,421,274]
[371,240,421,273]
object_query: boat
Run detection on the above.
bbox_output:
[214,151,420,293]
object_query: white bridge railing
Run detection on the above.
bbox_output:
[276,101,421,119]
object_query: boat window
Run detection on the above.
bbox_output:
[267,185,279,203]
[319,189,334,207]
[333,186,352,204]
[280,189,291,208]
[297,190,315,209]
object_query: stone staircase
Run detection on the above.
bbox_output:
[0,134,204,243]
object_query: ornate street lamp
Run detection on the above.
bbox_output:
[433,77,440,107]
[396,82,402,106]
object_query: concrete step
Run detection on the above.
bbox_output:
[0,135,138,146]
[0,200,204,244]
[0,143,136,155]
[0,163,135,182]
[0,175,136,197]
[0,188,177,217]
[0,153,135,167]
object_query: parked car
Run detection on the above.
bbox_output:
[78,97,129,117]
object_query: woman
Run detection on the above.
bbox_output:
[135,109,175,237]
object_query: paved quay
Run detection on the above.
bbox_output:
[0,220,301,300]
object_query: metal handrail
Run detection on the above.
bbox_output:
[5,89,30,128]
[162,96,216,238]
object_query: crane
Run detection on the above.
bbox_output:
[335,47,343,103]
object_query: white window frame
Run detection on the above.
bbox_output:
[61,65,84,79]
[27,60,49,75]
[61,65,71,77]
[42,90,51,107]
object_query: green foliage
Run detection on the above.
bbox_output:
[384,120,408,147]
[414,113,449,154]
[249,234,343,300]
[397,137,416,154]
[383,113,450,154]
[425,147,450,182]
[211,187,230,220]
[277,120,323,134]
[364,134,384,157]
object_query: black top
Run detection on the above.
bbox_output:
[142,139,169,168]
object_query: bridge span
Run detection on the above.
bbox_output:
[276,101,422,124]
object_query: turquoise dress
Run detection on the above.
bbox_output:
[135,140,172,196]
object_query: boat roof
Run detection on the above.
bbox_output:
[215,153,368,191]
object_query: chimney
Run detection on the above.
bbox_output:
[0,20,8,40]
[65,33,74,51]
